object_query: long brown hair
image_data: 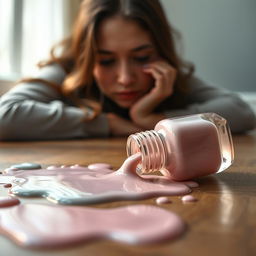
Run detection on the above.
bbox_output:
[22,0,194,118]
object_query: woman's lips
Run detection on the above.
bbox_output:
[115,91,140,101]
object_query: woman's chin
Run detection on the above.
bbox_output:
[114,95,143,109]
[116,101,133,109]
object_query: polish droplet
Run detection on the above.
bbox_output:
[156,196,172,205]
[181,195,198,203]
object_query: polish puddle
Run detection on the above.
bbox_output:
[3,154,197,205]
[0,154,198,248]
[0,203,186,248]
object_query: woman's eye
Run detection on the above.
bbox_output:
[99,59,115,66]
[134,55,151,63]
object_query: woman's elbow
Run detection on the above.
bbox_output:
[0,104,17,140]
[0,121,11,141]
[228,102,256,134]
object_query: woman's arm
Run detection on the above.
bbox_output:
[0,64,109,140]
[130,58,255,133]
[164,76,256,133]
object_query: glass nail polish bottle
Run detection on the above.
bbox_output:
[126,113,234,181]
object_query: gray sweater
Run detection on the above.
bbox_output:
[0,64,255,140]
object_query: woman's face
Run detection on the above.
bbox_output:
[93,16,159,108]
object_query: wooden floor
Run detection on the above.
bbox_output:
[0,131,256,256]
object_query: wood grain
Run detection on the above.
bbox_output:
[0,131,256,256]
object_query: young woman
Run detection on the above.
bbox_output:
[0,0,255,140]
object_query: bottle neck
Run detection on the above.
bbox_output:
[126,130,167,174]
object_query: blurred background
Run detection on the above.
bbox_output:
[0,0,255,97]
[161,0,256,92]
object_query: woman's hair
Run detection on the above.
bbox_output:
[23,0,194,118]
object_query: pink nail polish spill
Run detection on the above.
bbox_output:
[0,155,199,248]
[4,154,192,205]
[0,203,186,248]
[88,163,113,171]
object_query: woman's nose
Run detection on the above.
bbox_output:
[117,62,135,86]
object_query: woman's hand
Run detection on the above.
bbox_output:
[107,113,142,137]
[130,60,177,129]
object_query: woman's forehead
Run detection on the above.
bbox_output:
[95,16,153,52]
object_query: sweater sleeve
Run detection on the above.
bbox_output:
[0,64,109,140]
[163,76,256,133]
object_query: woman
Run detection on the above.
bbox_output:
[0,0,255,140]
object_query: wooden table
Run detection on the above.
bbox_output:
[0,131,256,256]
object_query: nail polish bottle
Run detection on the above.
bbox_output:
[126,113,234,181]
